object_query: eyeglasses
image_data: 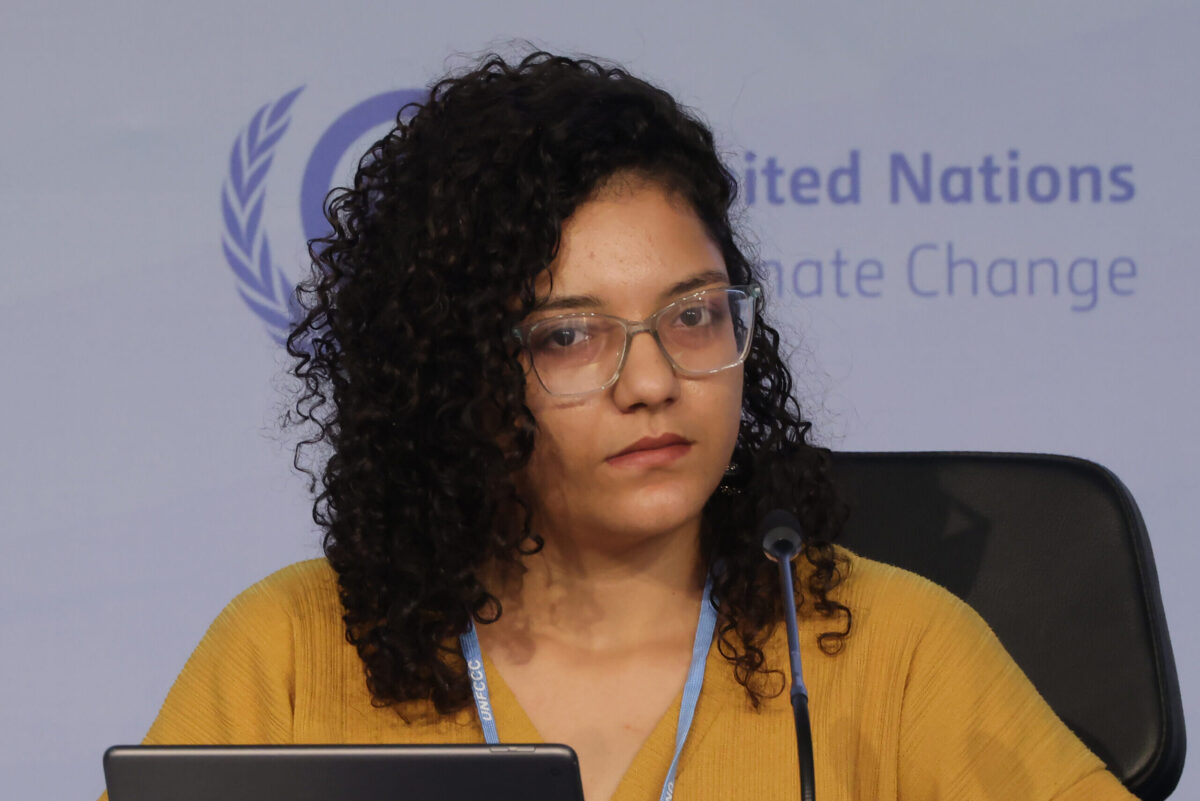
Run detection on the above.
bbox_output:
[512,284,761,397]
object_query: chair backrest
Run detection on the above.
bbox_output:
[829,451,1185,801]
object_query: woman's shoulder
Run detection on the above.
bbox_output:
[243,557,340,602]
[825,543,990,641]
[217,558,341,628]
[828,543,951,603]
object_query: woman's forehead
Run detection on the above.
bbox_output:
[532,269,731,317]
[533,182,728,312]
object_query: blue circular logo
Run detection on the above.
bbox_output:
[221,87,425,344]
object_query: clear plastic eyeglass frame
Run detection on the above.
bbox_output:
[512,283,762,397]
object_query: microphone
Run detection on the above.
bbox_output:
[760,509,816,801]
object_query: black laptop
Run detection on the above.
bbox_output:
[104,744,584,801]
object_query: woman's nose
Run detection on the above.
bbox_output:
[611,330,680,409]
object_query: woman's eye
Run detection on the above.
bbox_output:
[550,328,580,346]
[675,303,721,327]
[534,325,589,350]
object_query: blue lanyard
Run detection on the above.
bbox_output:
[459,575,718,801]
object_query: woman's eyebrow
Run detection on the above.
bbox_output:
[534,269,730,313]
[660,270,730,300]
[534,293,603,313]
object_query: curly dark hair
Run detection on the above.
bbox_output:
[285,50,850,714]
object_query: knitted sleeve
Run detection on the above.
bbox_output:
[896,581,1135,800]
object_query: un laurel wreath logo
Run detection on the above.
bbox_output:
[220,87,425,344]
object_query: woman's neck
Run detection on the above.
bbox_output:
[481,520,707,654]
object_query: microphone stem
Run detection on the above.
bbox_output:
[792,693,816,801]
[777,557,816,801]
[777,558,804,691]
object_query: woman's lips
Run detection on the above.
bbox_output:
[606,443,692,468]
[606,435,693,468]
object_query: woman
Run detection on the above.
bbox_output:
[118,52,1134,800]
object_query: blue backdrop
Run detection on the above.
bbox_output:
[1,2,1196,798]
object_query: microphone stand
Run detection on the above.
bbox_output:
[775,553,817,801]
[761,508,817,801]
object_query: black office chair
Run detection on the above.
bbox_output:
[829,451,1186,801]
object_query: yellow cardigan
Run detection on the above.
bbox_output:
[103,550,1134,801]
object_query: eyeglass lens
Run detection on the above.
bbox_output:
[526,288,756,396]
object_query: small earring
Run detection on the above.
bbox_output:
[718,462,743,496]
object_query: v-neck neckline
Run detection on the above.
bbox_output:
[479,636,735,801]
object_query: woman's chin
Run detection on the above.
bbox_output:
[529,476,722,552]
[588,487,713,541]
